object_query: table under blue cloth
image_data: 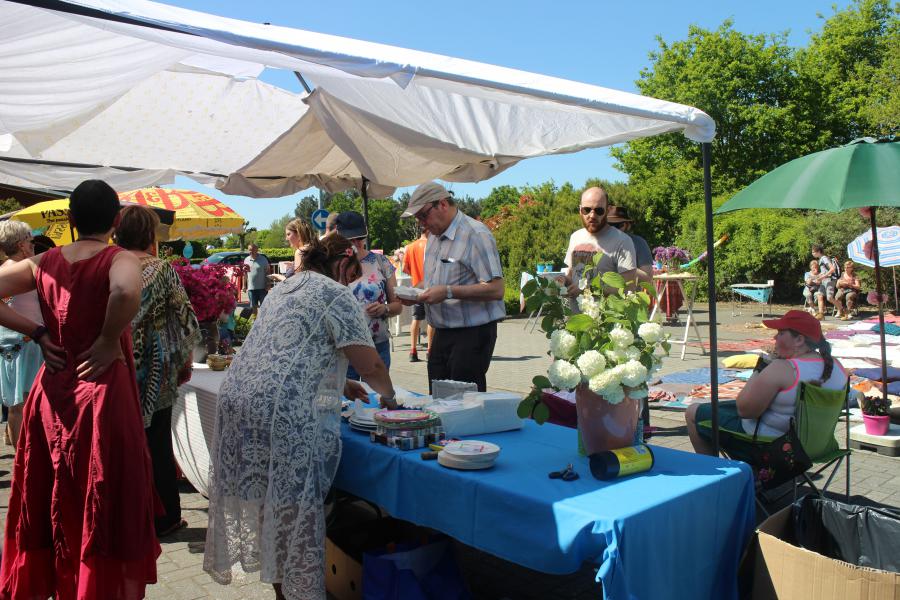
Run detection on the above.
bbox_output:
[334,420,755,600]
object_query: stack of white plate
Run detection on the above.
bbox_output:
[348,408,377,433]
[437,440,500,470]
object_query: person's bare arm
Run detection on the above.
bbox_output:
[342,344,396,408]
[418,277,504,304]
[0,257,66,371]
[76,251,141,381]
[366,273,402,318]
[735,360,794,419]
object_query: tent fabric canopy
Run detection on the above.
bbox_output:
[0,0,715,196]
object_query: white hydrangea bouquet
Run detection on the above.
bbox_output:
[518,255,670,424]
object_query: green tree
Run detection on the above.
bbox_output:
[293,194,319,222]
[796,0,900,141]
[255,214,293,248]
[479,185,519,219]
[325,191,417,253]
[611,22,823,242]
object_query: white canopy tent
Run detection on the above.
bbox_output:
[0,0,727,448]
[1,0,714,196]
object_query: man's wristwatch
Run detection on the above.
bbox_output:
[30,325,48,342]
[446,285,453,300]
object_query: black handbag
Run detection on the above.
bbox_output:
[749,417,812,490]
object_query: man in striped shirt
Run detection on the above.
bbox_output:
[401,182,505,392]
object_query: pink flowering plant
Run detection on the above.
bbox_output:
[171,258,238,322]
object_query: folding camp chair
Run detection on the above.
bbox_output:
[714,381,851,515]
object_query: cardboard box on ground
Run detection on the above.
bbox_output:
[746,505,900,600]
[325,499,426,600]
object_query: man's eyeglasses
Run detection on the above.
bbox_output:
[415,201,439,222]
[579,206,605,216]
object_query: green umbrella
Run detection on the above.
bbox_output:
[718,138,900,401]
[717,139,900,214]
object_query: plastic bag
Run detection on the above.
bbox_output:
[362,537,471,600]
[792,495,900,573]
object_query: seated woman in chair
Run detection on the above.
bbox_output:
[685,310,847,460]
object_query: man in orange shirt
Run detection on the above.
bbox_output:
[403,231,433,362]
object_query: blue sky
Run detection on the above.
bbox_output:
[169,0,850,229]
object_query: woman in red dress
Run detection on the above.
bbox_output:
[0,180,160,599]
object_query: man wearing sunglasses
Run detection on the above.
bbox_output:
[401,182,505,392]
[562,187,637,298]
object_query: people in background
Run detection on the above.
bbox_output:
[204,233,396,600]
[403,231,433,362]
[811,244,839,320]
[686,310,847,459]
[607,206,652,285]
[803,260,823,314]
[563,187,637,299]
[0,221,44,449]
[243,243,270,317]
[835,260,861,320]
[116,204,200,537]
[285,218,318,276]
[401,182,505,392]
[333,211,401,379]
[0,179,159,599]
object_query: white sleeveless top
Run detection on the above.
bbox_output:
[742,357,847,437]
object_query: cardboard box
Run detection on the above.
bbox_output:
[750,505,900,600]
[326,536,362,600]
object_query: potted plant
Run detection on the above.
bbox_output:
[861,395,891,436]
[171,258,238,362]
[519,254,671,454]
[652,246,691,273]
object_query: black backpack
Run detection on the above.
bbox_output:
[829,256,841,279]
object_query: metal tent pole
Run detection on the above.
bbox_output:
[361,176,370,251]
[702,142,720,455]
[870,208,889,402]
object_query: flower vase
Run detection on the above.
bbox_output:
[193,321,220,363]
[575,385,640,455]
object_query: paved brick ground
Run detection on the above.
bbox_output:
[0,302,896,599]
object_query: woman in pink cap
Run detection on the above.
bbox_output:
[685,310,848,459]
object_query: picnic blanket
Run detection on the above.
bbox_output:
[660,368,738,385]
[700,339,770,352]
[687,379,747,402]
[854,366,900,382]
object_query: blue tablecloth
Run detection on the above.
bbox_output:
[334,420,755,600]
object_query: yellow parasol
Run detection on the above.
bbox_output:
[9,199,176,246]
[117,188,244,239]
[10,199,74,245]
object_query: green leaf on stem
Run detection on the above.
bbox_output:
[533,402,551,425]
[566,313,594,332]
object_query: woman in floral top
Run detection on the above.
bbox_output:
[116,206,200,537]
[333,212,401,378]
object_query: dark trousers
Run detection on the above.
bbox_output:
[427,321,497,393]
[145,406,182,533]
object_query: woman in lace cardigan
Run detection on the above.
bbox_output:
[204,233,396,600]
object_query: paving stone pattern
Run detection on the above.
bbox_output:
[0,303,896,599]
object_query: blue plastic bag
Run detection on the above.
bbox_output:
[362,537,471,600]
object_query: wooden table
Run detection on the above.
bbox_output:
[650,273,705,360]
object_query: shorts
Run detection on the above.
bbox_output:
[248,288,268,308]
[412,302,426,321]
[695,400,760,463]
[820,280,836,302]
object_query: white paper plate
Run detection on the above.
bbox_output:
[442,440,501,462]
[438,451,495,470]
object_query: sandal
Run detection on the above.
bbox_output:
[156,518,188,538]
